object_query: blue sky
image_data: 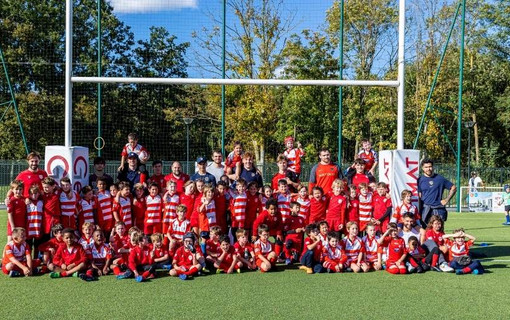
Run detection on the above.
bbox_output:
[111,0,335,77]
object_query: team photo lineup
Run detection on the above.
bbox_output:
[2,133,485,281]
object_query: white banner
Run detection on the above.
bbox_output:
[378,150,393,186]
[467,190,505,213]
[45,146,89,193]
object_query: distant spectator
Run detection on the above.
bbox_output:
[89,157,114,191]
[190,157,216,187]
[468,171,484,193]
[308,148,343,194]
[164,161,190,193]
[207,150,226,183]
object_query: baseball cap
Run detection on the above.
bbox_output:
[196,156,207,164]
[127,152,138,159]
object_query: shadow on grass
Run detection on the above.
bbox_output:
[483,264,507,270]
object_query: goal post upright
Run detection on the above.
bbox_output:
[397,0,406,150]
[65,0,73,148]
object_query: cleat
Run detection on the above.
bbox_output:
[50,272,61,278]
[236,269,241,274]
[299,265,308,271]
[439,262,454,273]
[216,269,224,274]
[502,222,510,226]
[472,269,480,275]
[431,266,441,272]
[162,264,172,270]
[178,274,188,280]
[8,270,21,277]
[285,258,292,265]
[306,267,314,274]
[116,273,128,280]
[135,275,144,282]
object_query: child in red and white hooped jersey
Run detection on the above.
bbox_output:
[357,139,378,175]
[85,229,113,280]
[113,182,133,229]
[132,183,146,231]
[78,222,95,254]
[118,132,149,172]
[198,186,218,236]
[233,228,256,270]
[95,177,114,238]
[391,189,419,228]
[283,202,306,265]
[341,221,367,273]
[214,235,240,274]
[326,179,347,233]
[144,183,163,235]
[149,233,170,269]
[347,185,359,227]
[445,228,484,275]
[275,179,292,223]
[230,179,248,230]
[283,136,305,179]
[2,227,40,277]
[294,185,310,224]
[6,179,26,242]
[225,141,243,180]
[322,231,347,273]
[253,224,277,272]
[78,186,96,228]
[162,180,180,232]
[166,205,191,255]
[378,223,407,274]
[169,232,203,280]
[358,183,373,232]
[59,177,80,230]
[362,223,382,271]
[26,185,44,255]
[309,186,328,224]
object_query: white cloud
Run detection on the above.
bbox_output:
[110,0,198,13]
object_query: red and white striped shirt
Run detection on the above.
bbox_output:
[79,198,96,225]
[114,196,132,228]
[448,240,474,259]
[231,192,247,227]
[167,218,191,240]
[89,243,112,267]
[59,190,79,218]
[254,239,273,257]
[2,241,30,265]
[391,202,419,224]
[362,235,380,262]
[358,193,373,224]
[163,193,180,224]
[204,201,217,227]
[341,236,364,262]
[26,200,43,239]
[284,148,305,174]
[276,192,291,223]
[145,194,163,225]
[96,191,113,224]
[295,196,310,222]
[323,244,345,262]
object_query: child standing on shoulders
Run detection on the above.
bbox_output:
[299,223,324,274]
[225,141,243,180]
[445,228,484,275]
[378,223,407,274]
[6,180,26,242]
[283,136,305,179]
[253,224,277,272]
[118,132,149,171]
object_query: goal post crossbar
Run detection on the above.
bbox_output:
[71,77,400,87]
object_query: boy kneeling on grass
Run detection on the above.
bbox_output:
[2,227,42,277]
[169,232,203,280]
[117,233,156,282]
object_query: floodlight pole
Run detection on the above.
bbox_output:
[397,0,406,150]
[456,0,467,212]
[183,117,194,174]
[65,0,73,147]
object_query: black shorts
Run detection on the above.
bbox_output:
[505,205,510,212]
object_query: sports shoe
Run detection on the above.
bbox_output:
[306,267,314,274]
[406,262,416,273]
[439,262,454,273]
[8,270,21,277]
[116,273,129,280]
[430,266,441,272]
[162,264,172,270]
[236,269,241,274]
[345,268,353,272]
[216,269,224,274]
[202,267,210,274]
[502,222,510,226]
[455,269,464,275]
[299,265,308,271]
[135,275,144,282]
[178,274,188,280]
[285,258,292,265]
[472,269,480,275]
[50,271,61,278]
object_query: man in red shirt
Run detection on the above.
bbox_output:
[164,161,189,193]
[308,148,343,195]
[8,152,48,199]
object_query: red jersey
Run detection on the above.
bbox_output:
[179,193,195,220]
[199,200,217,232]
[110,233,130,257]
[113,196,133,229]
[121,143,148,158]
[95,190,114,231]
[283,215,306,243]
[59,190,80,228]
[2,240,31,267]
[381,236,406,264]
[53,244,87,266]
[164,173,189,194]
[352,173,370,188]
[42,191,61,234]
[234,242,254,257]
[447,240,474,260]
[362,235,380,263]
[16,169,47,198]
[284,148,305,174]
[145,194,163,226]
[89,242,112,268]
[308,163,341,194]
[128,245,152,271]
[372,194,392,232]
[252,210,283,236]
[358,193,373,231]
[309,195,328,223]
[132,197,146,230]
[391,202,419,224]
[294,196,310,223]
[425,229,445,246]
[271,173,287,191]
[162,193,180,227]
[167,218,191,240]
[347,197,359,224]
[26,199,43,239]
[326,193,347,229]
[322,244,347,264]
[38,237,65,253]
[148,174,166,193]
[214,193,228,232]
[300,237,323,261]
[254,239,273,257]
[7,196,27,234]
[230,192,247,228]
[173,246,198,268]
[205,239,221,257]
[246,192,260,228]
[357,149,378,172]
[78,198,96,228]
[225,151,242,168]
[149,243,169,261]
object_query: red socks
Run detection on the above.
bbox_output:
[431,254,439,267]
[112,266,121,275]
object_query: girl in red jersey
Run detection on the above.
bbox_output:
[378,223,407,274]
[132,183,146,230]
[422,215,455,272]
[347,185,359,227]
[326,179,347,233]
[180,180,196,221]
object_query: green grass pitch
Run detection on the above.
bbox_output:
[0,211,509,320]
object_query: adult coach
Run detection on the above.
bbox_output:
[164,161,189,193]
[308,148,343,194]
[417,158,456,224]
[116,152,147,191]
[206,150,225,183]
[236,152,263,188]
[190,156,217,187]
[11,151,48,198]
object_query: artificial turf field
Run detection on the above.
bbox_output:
[0,211,509,320]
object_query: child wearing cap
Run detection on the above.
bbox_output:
[190,156,217,187]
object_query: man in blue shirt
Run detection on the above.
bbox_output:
[235,152,263,189]
[417,158,456,224]
[190,156,217,187]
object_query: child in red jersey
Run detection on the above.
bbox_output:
[445,228,484,275]
[49,228,87,278]
[405,236,429,273]
[113,182,133,229]
[283,202,306,265]
[180,180,196,221]
[318,220,329,247]
[132,183,146,230]
[309,186,328,223]
[2,227,40,277]
[149,233,170,269]
[252,199,283,257]
[117,233,155,282]
[166,205,191,254]
[233,228,256,270]
[214,235,240,274]
[283,136,305,179]
[85,229,113,280]
[322,231,347,273]
[118,132,149,171]
[230,178,248,231]
[326,179,347,233]
[378,223,407,274]
[95,177,114,239]
[372,182,392,233]
[253,224,277,272]
[39,223,65,267]
[162,180,180,232]
[294,185,310,224]
[346,185,359,226]
[225,141,243,180]
[41,177,61,238]
[199,186,218,244]
[215,181,228,233]
[358,183,373,232]
[275,179,292,223]
[341,221,367,273]
[362,223,382,271]
[145,183,163,235]
[6,180,26,242]
[169,232,203,280]
[26,185,44,255]
[205,226,222,268]
[78,186,96,228]
[391,189,419,228]
[245,181,261,237]
[190,179,205,234]
[299,223,324,274]
[421,215,454,272]
[110,221,130,274]
[59,177,80,230]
